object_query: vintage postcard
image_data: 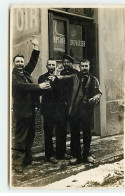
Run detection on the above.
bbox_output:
[10,5,124,188]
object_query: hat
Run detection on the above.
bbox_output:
[63,54,74,64]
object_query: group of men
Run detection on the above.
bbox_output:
[12,36,102,173]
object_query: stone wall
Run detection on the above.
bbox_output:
[98,8,125,136]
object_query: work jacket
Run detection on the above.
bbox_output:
[68,72,102,117]
[57,68,78,106]
[12,50,41,120]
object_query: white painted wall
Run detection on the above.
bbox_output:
[98,8,125,136]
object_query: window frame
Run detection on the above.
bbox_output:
[48,10,95,64]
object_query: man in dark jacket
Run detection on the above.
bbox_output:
[38,60,71,163]
[12,36,51,173]
[69,59,102,165]
[57,54,78,159]
[38,60,58,164]
[60,54,78,105]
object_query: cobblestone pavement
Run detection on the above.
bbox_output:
[11,134,124,188]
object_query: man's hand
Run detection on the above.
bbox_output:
[88,95,101,105]
[31,35,39,50]
[88,98,96,105]
[39,81,51,89]
[48,75,56,82]
[93,94,101,104]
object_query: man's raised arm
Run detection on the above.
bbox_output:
[24,35,40,74]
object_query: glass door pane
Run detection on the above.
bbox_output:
[69,24,85,62]
[53,19,66,60]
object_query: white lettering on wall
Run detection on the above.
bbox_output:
[16,9,24,31]
[25,9,28,30]
[16,8,38,31]
[30,9,38,29]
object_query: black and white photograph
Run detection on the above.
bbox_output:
[10,5,124,188]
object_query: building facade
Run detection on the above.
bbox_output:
[11,7,125,151]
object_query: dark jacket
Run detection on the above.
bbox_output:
[68,73,102,117]
[58,68,78,106]
[60,67,78,76]
[12,50,41,119]
[38,72,58,118]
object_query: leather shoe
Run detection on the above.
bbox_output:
[64,154,72,160]
[48,157,58,164]
[83,156,95,164]
[69,158,81,165]
[59,154,72,160]
[23,159,32,166]
[14,166,23,173]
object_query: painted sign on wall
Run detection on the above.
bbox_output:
[12,8,41,44]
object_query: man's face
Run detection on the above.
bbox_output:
[80,62,90,75]
[63,59,73,69]
[47,60,56,74]
[14,57,24,71]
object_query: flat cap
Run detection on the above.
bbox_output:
[63,54,74,64]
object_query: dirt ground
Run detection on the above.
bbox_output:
[11,134,124,188]
[43,159,124,189]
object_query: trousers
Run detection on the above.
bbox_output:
[70,104,93,160]
[43,103,67,159]
[12,116,35,166]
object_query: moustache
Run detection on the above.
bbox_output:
[64,65,70,68]
[17,64,24,68]
[49,69,55,72]
[49,68,55,70]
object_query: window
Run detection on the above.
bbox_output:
[49,11,96,67]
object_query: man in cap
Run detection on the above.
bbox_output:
[12,36,51,173]
[69,59,102,164]
[61,54,78,75]
[54,54,78,159]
